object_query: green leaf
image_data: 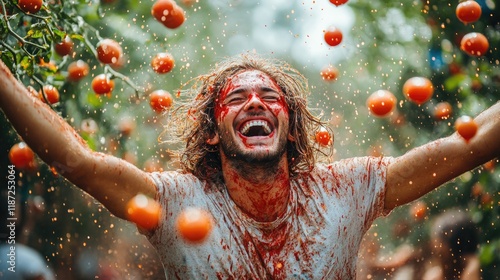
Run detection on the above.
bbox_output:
[444,74,467,92]
[86,91,104,108]
[53,29,67,40]
[479,243,496,266]
[80,132,97,151]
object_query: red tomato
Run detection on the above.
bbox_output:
[54,36,74,57]
[455,115,478,142]
[67,60,90,82]
[433,102,452,120]
[151,52,175,74]
[176,207,213,243]
[456,0,482,24]
[39,85,60,104]
[329,0,348,6]
[96,39,123,64]
[483,160,496,172]
[150,90,173,113]
[152,0,186,29]
[366,90,396,117]
[320,65,339,81]
[324,27,343,47]
[315,127,332,146]
[460,32,489,56]
[126,194,161,231]
[410,201,427,221]
[91,74,115,96]
[9,142,35,169]
[403,77,434,105]
[18,0,42,14]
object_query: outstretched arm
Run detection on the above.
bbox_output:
[385,101,500,211]
[0,59,157,220]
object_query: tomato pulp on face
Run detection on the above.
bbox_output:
[214,70,290,153]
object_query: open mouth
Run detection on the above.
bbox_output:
[239,120,273,137]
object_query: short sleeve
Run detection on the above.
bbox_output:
[325,156,395,229]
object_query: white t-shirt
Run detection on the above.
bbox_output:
[147,156,393,279]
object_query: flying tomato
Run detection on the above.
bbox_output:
[149,90,174,113]
[176,207,213,244]
[460,32,489,56]
[9,142,35,169]
[455,115,478,142]
[366,90,396,117]
[126,194,161,231]
[456,0,482,24]
[324,27,343,47]
[403,77,434,105]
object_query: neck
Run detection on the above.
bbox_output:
[221,154,291,222]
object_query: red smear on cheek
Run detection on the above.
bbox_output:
[214,99,229,121]
[214,81,235,121]
[269,95,289,118]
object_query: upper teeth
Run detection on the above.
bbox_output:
[240,120,272,135]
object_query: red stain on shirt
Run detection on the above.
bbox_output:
[146,156,393,279]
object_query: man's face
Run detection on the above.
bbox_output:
[212,70,290,163]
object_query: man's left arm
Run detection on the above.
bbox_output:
[385,101,500,211]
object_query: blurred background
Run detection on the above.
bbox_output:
[1,0,499,278]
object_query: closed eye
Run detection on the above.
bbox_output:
[261,93,280,102]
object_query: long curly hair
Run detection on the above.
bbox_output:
[165,53,332,182]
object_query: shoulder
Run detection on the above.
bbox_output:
[314,156,394,176]
[150,170,202,186]
[149,170,206,197]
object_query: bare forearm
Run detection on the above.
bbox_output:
[386,101,500,209]
[0,60,157,220]
[0,60,89,180]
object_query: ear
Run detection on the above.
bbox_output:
[287,133,295,142]
[206,132,220,145]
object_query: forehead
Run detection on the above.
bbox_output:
[224,70,278,90]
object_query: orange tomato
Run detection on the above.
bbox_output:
[92,74,115,96]
[176,207,213,243]
[152,0,186,29]
[456,0,482,24]
[366,90,396,117]
[54,35,74,57]
[150,90,173,113]
[410,201,427,221]
[320,65,339,82]
[483,159,496,172]
[403,77,434,105]
[9,142,35,169]
[126,194,161,231]
[39,85,60,104]
[18,0,42,14]
[434,102,452,120]
[96,39,123,64]
[455,115,478,142]
[67,60,90,82]
[329,0,348,6]
[315,127,332,146]
[151,52,175,74]
[324,27,343,47]
[460,32,489,56]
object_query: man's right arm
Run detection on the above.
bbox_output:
[0,59,157,220]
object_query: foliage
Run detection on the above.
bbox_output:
[1,0,499,277]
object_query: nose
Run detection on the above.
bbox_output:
[243,93,265,111]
